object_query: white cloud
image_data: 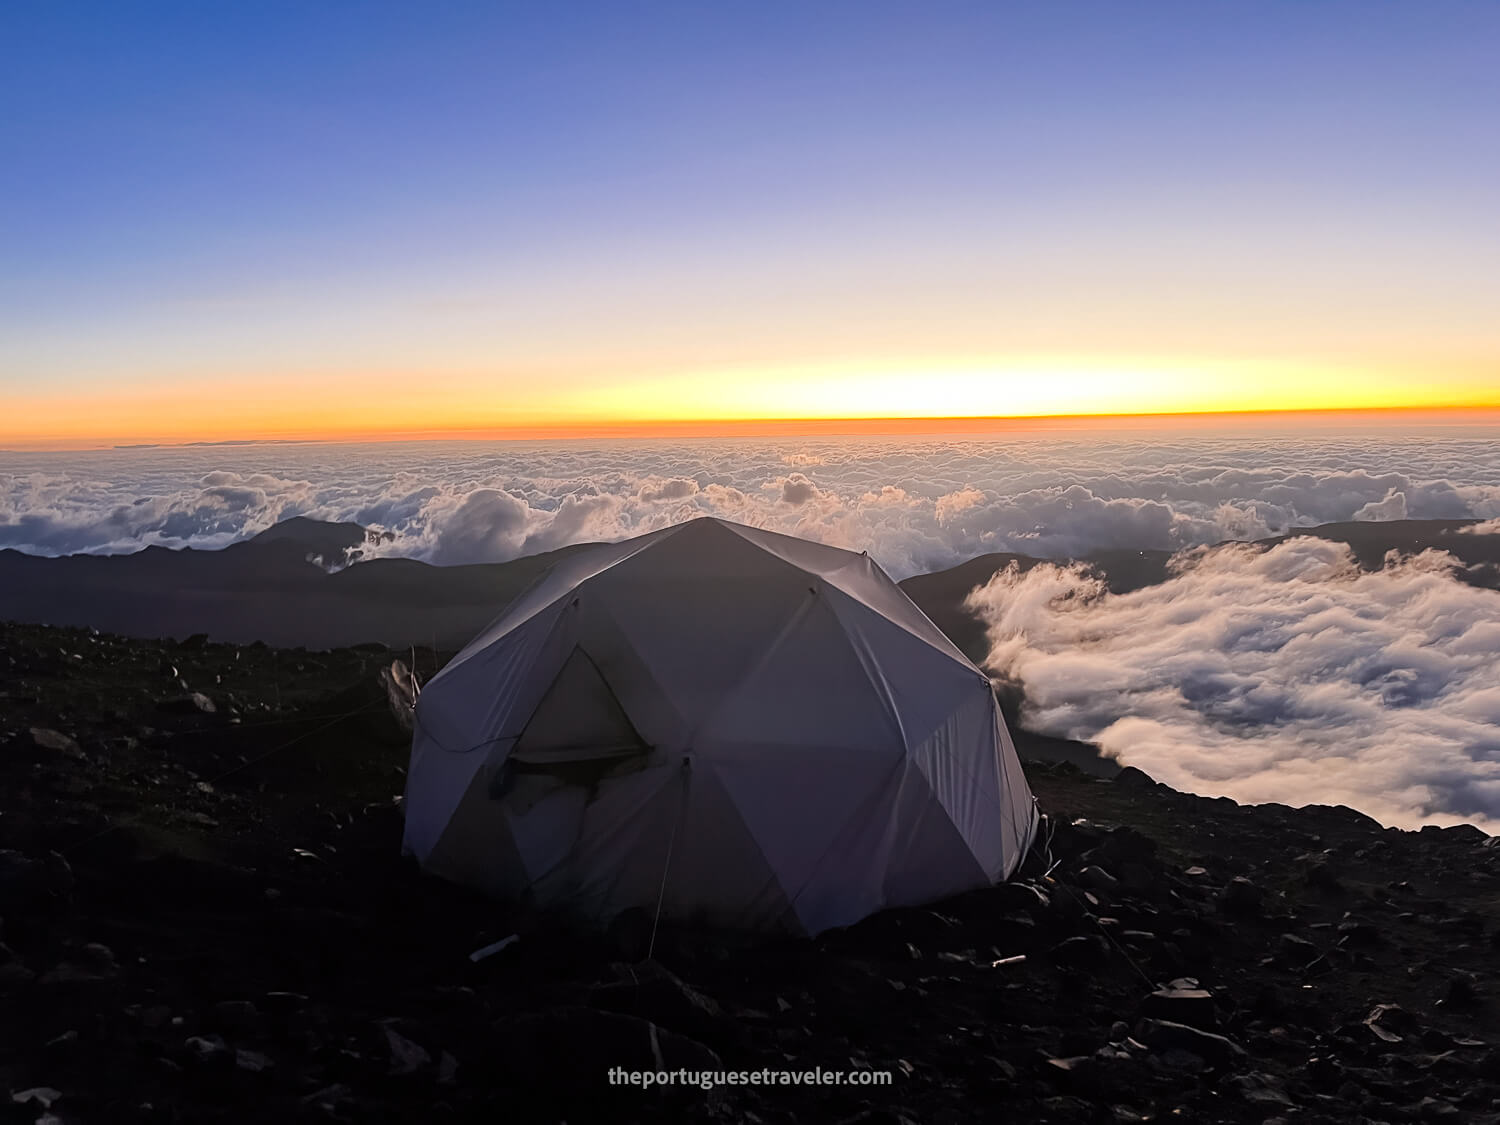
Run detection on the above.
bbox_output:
[777,472,824,506]
[1,432,1498,580]
[965,538,1500,831]
[637,477,700,502]
[1354,489,1408,521]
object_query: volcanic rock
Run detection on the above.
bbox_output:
[26,727,84,759]
[1141,987,1217,1030]
[1134,1018,1247,1066]
[157,691,217,714]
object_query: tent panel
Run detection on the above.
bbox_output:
[706,745,898,931]
[656,761,800,932]
[583,573,808,731]
[431,529,672,680]
[908,689,1011,881]
[540,763,687,923]
[824,584,979,753]
[722,524,974,667]
[420,765,529,897]
[697,593,905,753]
[878,763,991,908]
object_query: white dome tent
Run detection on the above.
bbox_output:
[402,517,1037,936]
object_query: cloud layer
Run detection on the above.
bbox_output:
[4,432,1500,577]
[4,431,1499,828]
[966,537,1500,831]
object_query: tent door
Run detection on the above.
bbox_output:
[491,646,649,796]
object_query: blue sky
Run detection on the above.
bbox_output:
[3,1,1497,443]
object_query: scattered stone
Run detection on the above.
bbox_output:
[27,727,85,759]
[1141,988,1217,1030]
[39,943,118,986]
[384,1026,431,1076]
[157,692,216,714]
[184,1034,229,1064]
[1366,1003,1419,1043]
[590,961,736,1048]
[1050,934,1110,970]
[1219,876,1264,917]
[1225,1072,1294,1106]
[262,990,308,1012]
[235,1048,275,1073]
[11,1088,62,1109]
[1337,918,1382,948]
[1299,856,1344,893]
[1437,975,1480,1011]
[1078,865,1120,891]
[1134,1018,1246,1067]
[1271,933,1319,968]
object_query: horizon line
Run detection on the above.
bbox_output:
[6,402,1500,453]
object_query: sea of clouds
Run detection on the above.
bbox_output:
[967,539,1500,832]
[4,429,1499,830]
[3,431,1499,574]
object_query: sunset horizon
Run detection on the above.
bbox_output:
[7,401,1500,453]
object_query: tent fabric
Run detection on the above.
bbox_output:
[402,516,1038,936]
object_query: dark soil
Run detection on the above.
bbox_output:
[2,621,1497,1123]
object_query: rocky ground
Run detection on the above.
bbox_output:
[2,620,1498,1124]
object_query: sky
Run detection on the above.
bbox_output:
[3,1,1498,447]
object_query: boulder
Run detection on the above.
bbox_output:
[1219,877,1264,917]
[1134,1018,1246,1067]
[157,692,217,715]
[27,727,84,760]
[1141,988,1217,1031]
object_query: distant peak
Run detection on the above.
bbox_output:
[244,517,394,567]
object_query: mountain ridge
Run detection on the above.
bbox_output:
[1,517,1495,655]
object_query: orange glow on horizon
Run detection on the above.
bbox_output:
[4,404,1499,452]
[4,356,1497,451]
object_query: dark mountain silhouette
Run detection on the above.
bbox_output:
[0,521,591,650]
[0,517,1494,658]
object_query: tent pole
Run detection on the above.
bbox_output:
[646,755,692,961]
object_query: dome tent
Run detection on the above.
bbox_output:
[402,517,1037,936]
